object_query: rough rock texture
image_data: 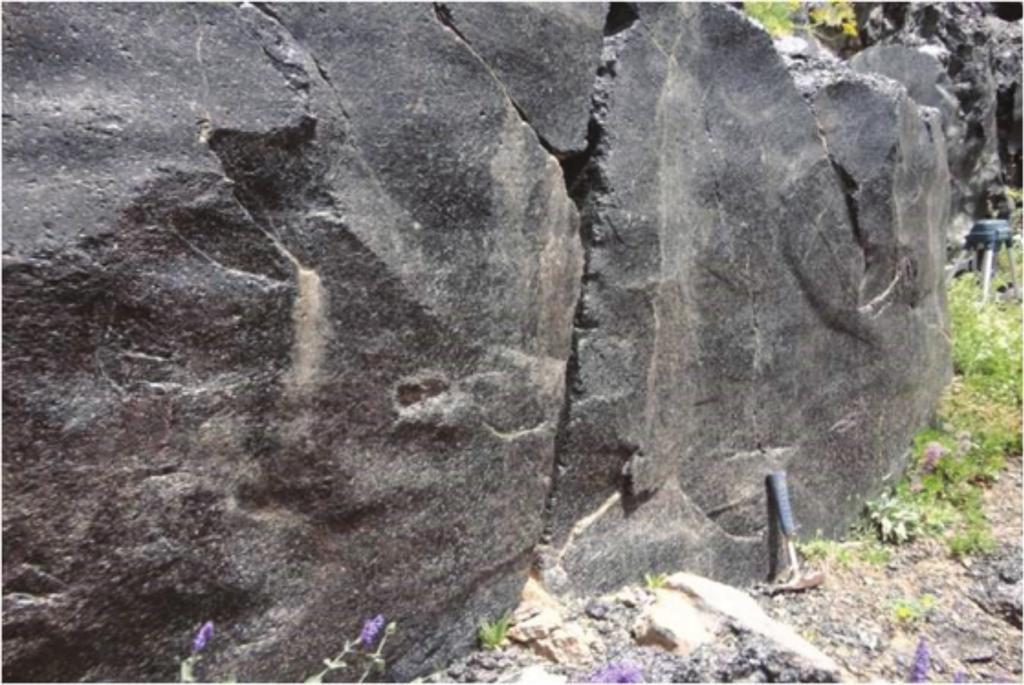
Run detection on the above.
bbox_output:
[969,543,1024,628]
[540,3,951,596]
[853,3,1023,240]
[426,582,841,684]
[3,3,585,681]
[3,3,952,682]
[434,3,607,155]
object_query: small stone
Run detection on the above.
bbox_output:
[632,588,718,655]
[963,649,996,663]
[585,599,610,620]
[506,665,567,684]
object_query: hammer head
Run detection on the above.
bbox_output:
[770,568,826,594]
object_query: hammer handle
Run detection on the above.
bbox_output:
[769,471,796,536]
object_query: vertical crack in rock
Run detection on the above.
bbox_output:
[539,3,639,549]
[433,2,576,161]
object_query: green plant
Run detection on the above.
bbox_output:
[477,613,512,651]
[796,534,853,568]
[743,1,799,37]
[891,594,937,627]
[948,515,997,558]
[856,541,891,565]
[643,572,668,589]
[947,273,1023,409]
[305,616,396,684]
[808,0,858,38]
[867,493,923,544]
[862,260,1021,558]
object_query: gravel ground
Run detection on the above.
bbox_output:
[756,456,1023,683]
[425,457,1022,683]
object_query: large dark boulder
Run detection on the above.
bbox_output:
[3,3,585,681]
[853,3,1022,240]
[3,2,952,682]
[539,4,951,595]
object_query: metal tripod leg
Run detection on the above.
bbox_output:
[981,248,995,303]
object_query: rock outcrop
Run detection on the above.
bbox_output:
[3,4,586,681]
[3,3,951,682]
[540,3,950,596]
[853,3,1022,241]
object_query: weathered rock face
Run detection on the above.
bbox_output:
[3,3,951,682]
[3,3,585,681]
[853,3,1023,241]
[539,4,951,595]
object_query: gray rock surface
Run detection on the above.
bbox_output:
[3,3,584,681]
[541,4,951,595]
[434,3,607,154]
[853,3,1023,240]
[3,2,953,682]
[970,543,1023,628]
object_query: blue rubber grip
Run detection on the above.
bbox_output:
[769,471,796,536]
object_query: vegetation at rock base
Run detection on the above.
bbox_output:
[797,534,892,569]
[865,243,1022,558]
[743,1,800,37]
[743,1,858,41]
[891,594,937,628]
[643,572,668,590]
[477,613,513,651]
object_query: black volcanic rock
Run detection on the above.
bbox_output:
[2,3,953,682]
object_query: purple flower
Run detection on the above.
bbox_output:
[192,621,214,653]
[359,614,385,649]
[908,637,930,683]
[952,672,967,683]
[921,442,947,473]
[590,661,644,683]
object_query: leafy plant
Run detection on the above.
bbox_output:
[643,572,668,590]
[808,0,858,38]
[743,1,800,37]
[867,493,923,544]
[477,613,512,651]
[796,534,853,568]
[863,260,1021,558]
[305,615,396,684]
[948,516,996,558]
[892,594,936,627]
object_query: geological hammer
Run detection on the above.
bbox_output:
[768,470,825,593]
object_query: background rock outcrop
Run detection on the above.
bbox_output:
[3,3,952,681]
[853,2,1022,242]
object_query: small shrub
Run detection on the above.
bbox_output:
[643,572,667,590]
[892,594,936,628]
[856,541,891,565]
[867,493,923,544]
[948,518,997,558]
[808,0,858,38]
[743,1,799,37]
[477,613,512,651]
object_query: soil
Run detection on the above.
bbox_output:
[425,457,1022,683]
[755,456,1023,683]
